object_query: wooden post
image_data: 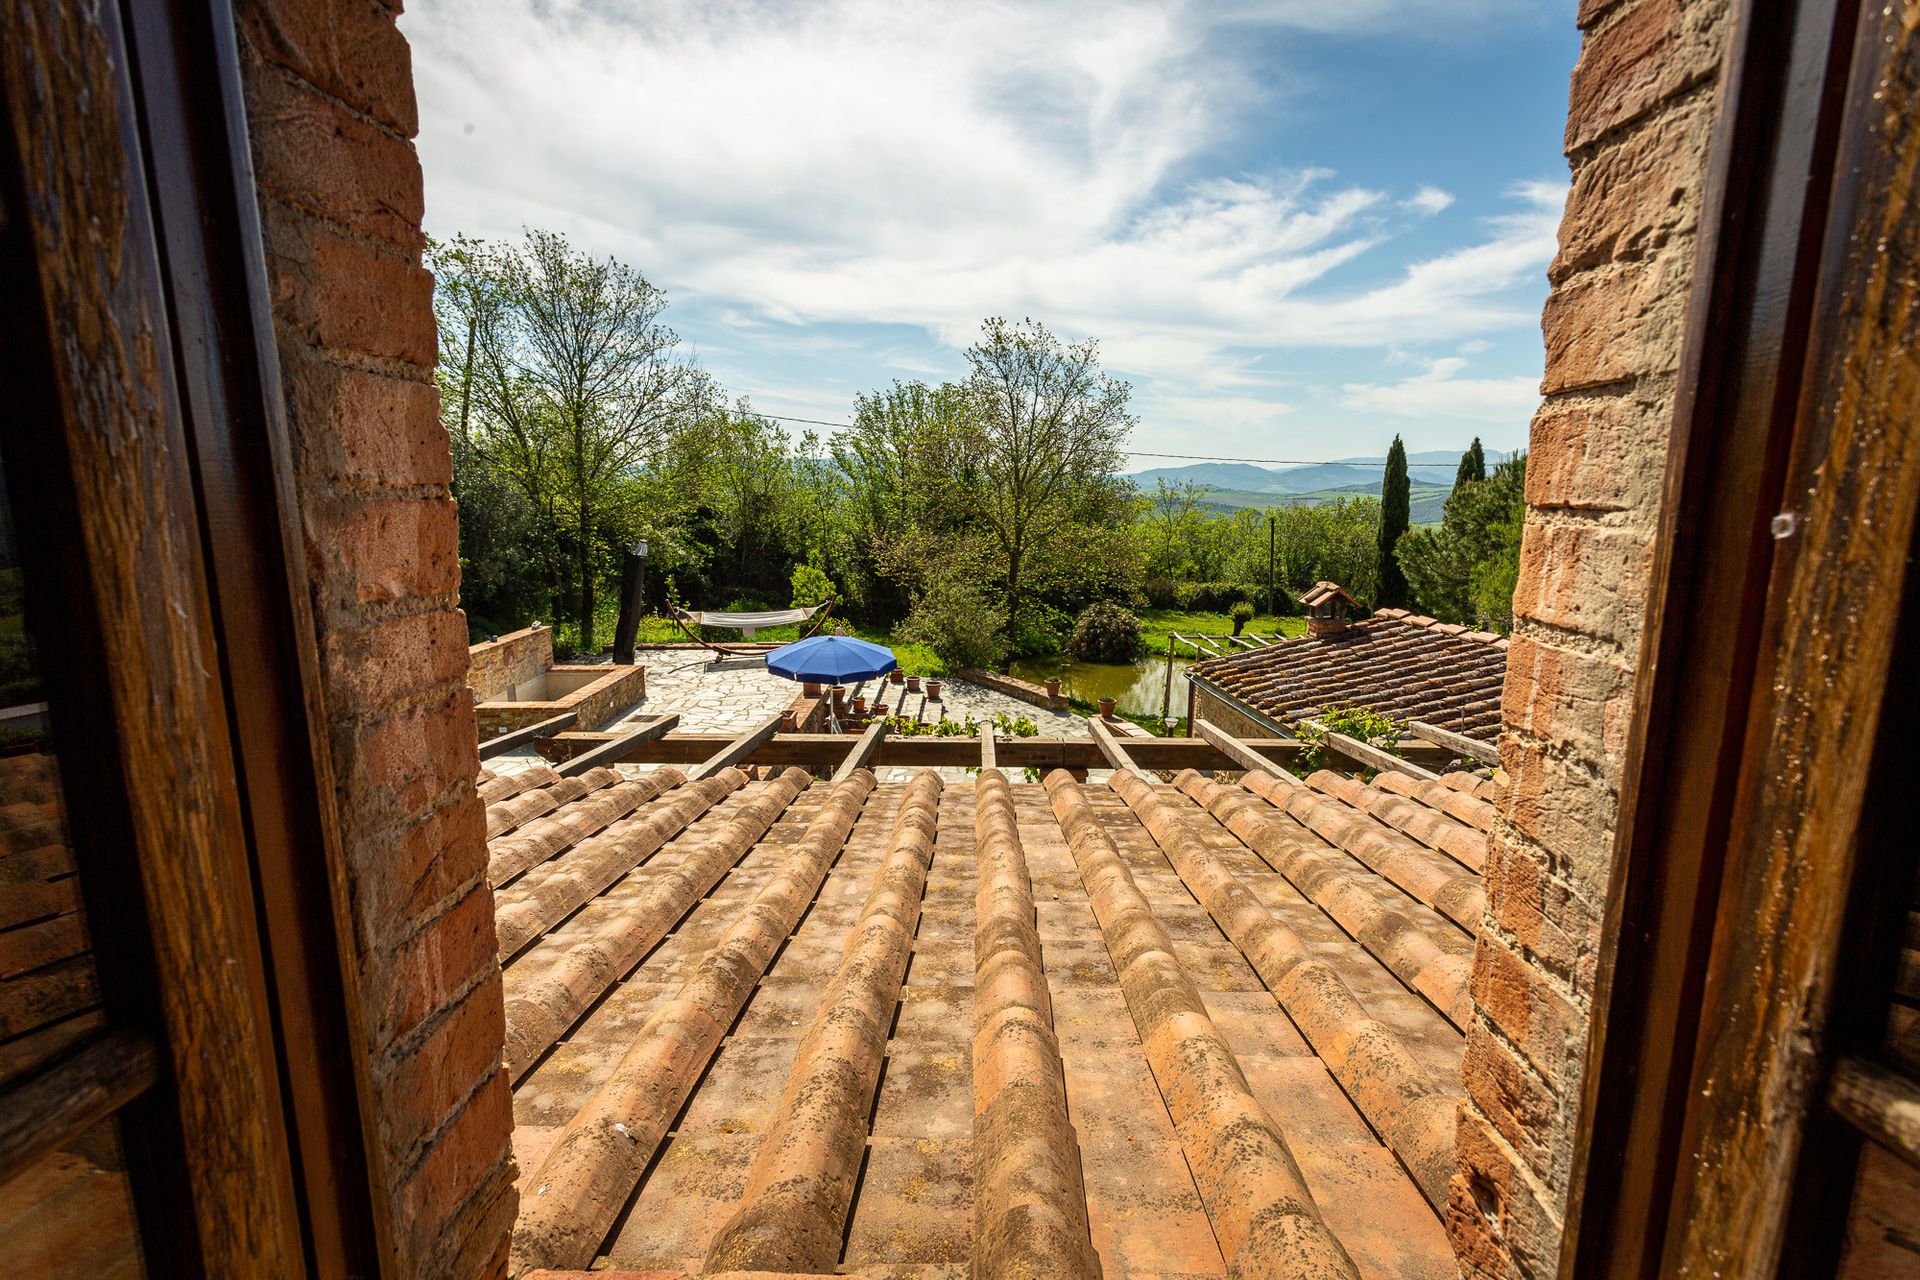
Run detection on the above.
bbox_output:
[1267,510,1277,618]
[1161,634,1175,725]
[556,714,681,776]
[980,724,996,771]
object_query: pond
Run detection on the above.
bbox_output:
[1008,654,1195,721]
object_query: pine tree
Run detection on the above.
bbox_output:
[1376,435,1411,608]
[1455,437,1486,488]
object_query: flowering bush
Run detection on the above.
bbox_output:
[1067,601,1143,662]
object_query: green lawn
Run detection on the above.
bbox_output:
[1136,609,1305,653]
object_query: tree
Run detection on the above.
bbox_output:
[454,229,701,650]
[1455,437,1486,488]
[1396,453,1527,632]
[1375,435,1411,608]
[963,317,1134,644]
[1142,479,1209,580]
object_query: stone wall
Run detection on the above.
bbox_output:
[1448,0,1732,1274]
[957,667,1071,711]
[1188,683,1281,742]
[467,625,555,702]
[233,2,514,1276]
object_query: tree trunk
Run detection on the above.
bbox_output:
[577,508,595,653]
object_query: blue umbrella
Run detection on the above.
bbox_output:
[766,634,898,684]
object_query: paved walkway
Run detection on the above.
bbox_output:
[616,650,1083,737]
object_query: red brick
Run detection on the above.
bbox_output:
[281,345,450,488]
[1501,632,1635,763]
[1462,1030,1571,1190]
[1525,392,1672,513]
[395,1069,514,1253]
[1553,96,1711,283]
[265,203,438,367]
[381,970,509,1172]
[362,793,489,931]
[1446,1108,1565,1277]
[422,1165,517,1280]
[1469,936,1587,1089]
[337,685,478,839]
[1565,0,1728,152]
[371,883,499,1051]
[306,494,461,611]
[320,609,470,711]
[1498,746,1618,900]
[1482,838,1605,995]
[1540,250,1691,394]
[244,46,424,250]
[237,0,419,136]
[1511,521,1654,645]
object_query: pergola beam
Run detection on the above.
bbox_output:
[1088,716,1146,777]
[479,710,579,761]
[831,719,888,783]
[553,714,678,776]
[688,714,785,781]
[1194,719,1286,777]
[1405,719,1500,766]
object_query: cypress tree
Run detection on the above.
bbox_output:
[1376,435,1411,608]
[1455,436,1486,488]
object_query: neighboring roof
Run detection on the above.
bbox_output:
[483,751,1498,1277]
[1301,579,1362,610]
[1190,608,1510,739]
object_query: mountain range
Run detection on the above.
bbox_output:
[1126,450,1465,496]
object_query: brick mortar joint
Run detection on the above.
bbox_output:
[317,670,473,728]
[277,333,440,387]
[1542,228,1699,296]
[1522,506,1662,531]
[1478,911,1595,1016]
[379,994,504,1157]
[312,593,465,634]
[303,478,456,506]
[247,52,419,149]
[264,193,427,269]
[1469,997,1581,1108]
[1509,616,1642,665]
[340,775,480,854]
[1460,1090,1573,1217]
[1564,75,1722,168]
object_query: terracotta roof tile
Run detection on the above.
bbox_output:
[486,758,1482,1276]
[1190,612,1508,739]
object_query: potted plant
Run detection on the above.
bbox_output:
[906,675,922,693]
[852,695,868,716]
[803,681,823,697]
[890,668,905,684]
[1044,677,1061,699]
[926,679,943,700]
[1098,696,1116,719]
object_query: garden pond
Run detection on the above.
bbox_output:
[1009,654,1195,721]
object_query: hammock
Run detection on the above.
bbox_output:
[670,601,834,656]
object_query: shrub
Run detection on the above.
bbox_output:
[1230,601,1254,635]
[899,574,1006,672]
[1294,704,1404,776]
[790,562,838,608]
[1067,601,1143,662]
[1008,604,1069,659]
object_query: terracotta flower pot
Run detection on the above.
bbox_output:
[803,681,822,697]
[890,669,905,684]
[1044,678,1061,698]
[906,675,921,693]
[926,680,943,700]
[852,696,868,715]
[1098,697,1116,719]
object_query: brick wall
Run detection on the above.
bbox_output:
[467,625,555,702]
[1447,1,1732,1274]
[1188,684,1280,742]
[234,2,514,1276]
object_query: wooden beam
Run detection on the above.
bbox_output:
[478,710,579,761]
[832,720,888,783]
[1226,635,1262,650]
[556,714,681,777]
[688,714,785,781]
[0,1030,159,1194]
[536,729,1459,771]
[1088,717,1145,776]
[1406,719,1500,766]
[1827,1057,1920,1173]
[1325,731,1440,781]
[980,723,996,771]
[1300,721,1441,781]
[1194,719,1287,778]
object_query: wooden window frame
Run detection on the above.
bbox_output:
[0,1,386,1275]
[1563,0,1920,1274]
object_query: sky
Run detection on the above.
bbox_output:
[401,0,1581,473]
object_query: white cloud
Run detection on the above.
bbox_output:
[1339,357,1542,423]
[405,0,1560,448]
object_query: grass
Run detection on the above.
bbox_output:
[1136,609,1305,653]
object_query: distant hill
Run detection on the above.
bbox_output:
[1191,481,1450,525]
[1129,461,1393,495]
[1128,449,1470,525]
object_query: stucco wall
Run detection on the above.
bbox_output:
[1448,0,1733,1274]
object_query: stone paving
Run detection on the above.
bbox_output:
[615,649,1084,737]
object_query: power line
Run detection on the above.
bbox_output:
[749,410,1465,469]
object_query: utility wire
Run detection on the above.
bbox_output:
[748,409,1464,469]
